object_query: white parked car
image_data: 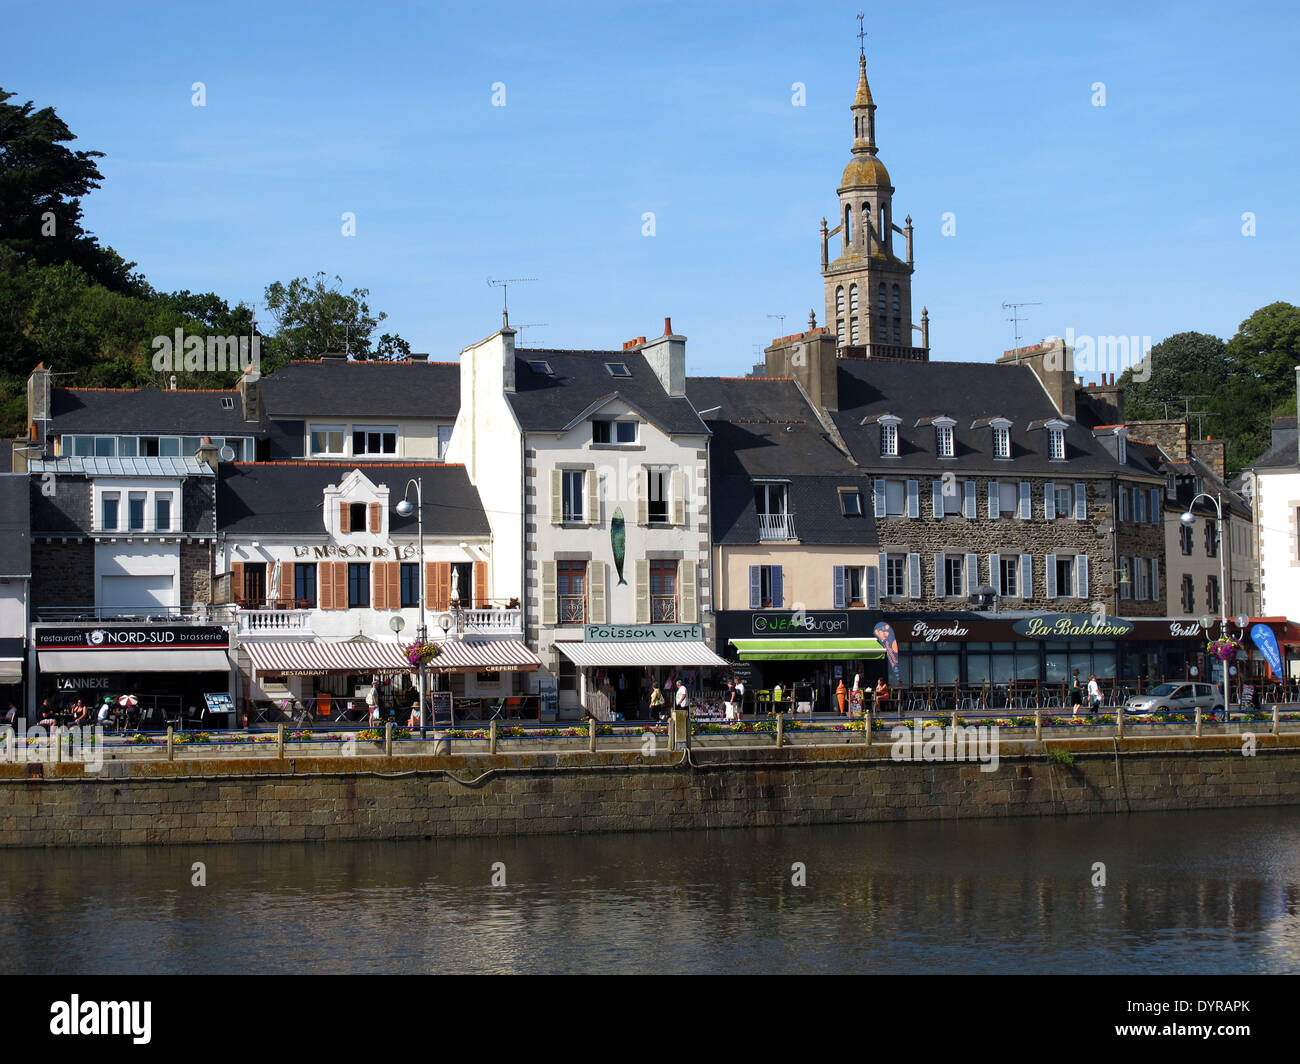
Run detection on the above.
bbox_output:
[1124,682,1224,714]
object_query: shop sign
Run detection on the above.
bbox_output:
[1012,614,1135,640]
[909,620,971,643]
[584,624,704,641]
[291,544,419,559]
[750,612,849,635]
[35,625,230,649]
[1168,621,1204,638]
[55,676,112,691]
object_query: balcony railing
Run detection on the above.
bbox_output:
[457,608,522,634]
[35,605,234,623]
[236,609,314,637]
[757,512,797,541]
[650,597,678,623]
[558,596,586,624]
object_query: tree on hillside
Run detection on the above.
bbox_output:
[1117,332,1227,422]
[0,88,145,295]
[262,273,387,372]
[1218,302,1300,471]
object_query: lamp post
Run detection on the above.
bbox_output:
[395,479,426,739]
[1182,492,1232,715]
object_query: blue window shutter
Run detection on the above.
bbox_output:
[988,553,1000,594]
[866,565,879,608]
[932,479,945,518]
[1151,488,1161,524]
[748,566,761,610]
[908,553,921,599]
[1046,553,1057,598]
[1020,554,1032,598]
[1077,554,1089,599]
[1044,482,1056,520]
[832,565,846,609]
[874,478,886,518]
[965,553,978,595]
[963,480,976,519]
[906,480,920,518]
[772,566,783,608]
[1019,481,1031,519]
[933,552,945,598]
[988,481,999,520]
[1075,482,1087,521]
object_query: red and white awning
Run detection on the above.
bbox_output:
[242,640,410,677]
[430,640,541,673]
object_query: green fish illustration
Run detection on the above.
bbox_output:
[611,507,627,585]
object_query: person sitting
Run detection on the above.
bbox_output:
[71,700,91,727]
[874,677,890,706]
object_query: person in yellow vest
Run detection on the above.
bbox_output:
[836,678,847,715]
[772,682,784,709]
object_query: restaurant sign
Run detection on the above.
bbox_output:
[35,625,230,650]
[585,624,704,641]
[751,612,849,635]
[1012,614,1135,640]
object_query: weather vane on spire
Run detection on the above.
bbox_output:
[857,12,866,58]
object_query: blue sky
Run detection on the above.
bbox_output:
[6,0,1298,376]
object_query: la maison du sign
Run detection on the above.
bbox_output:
[289,544,421,560]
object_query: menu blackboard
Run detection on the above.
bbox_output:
[429,690,453,725]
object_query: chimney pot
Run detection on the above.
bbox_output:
[663,317,673,336]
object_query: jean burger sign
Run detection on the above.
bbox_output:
[1011,614,1135,640]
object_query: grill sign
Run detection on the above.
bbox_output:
[1012,614,1135,640]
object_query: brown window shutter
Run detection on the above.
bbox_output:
[387,562,400,607]
[430,563,451,611]
[474,561,487,608]
[231,561,244,605]
[373,562,388,609]
[319,562,334,610]
[332,562,346,609]
[368,502,381,533]
[277,561,291,607]
[338,501,350,533]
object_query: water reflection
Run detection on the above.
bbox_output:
[1,808,1297,973]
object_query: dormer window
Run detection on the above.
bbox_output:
[933,418,956,458]
[991,420,1012,459]
[1116,429,1127,465]
[1049,426,1066,461]
[880,420,899,457]
[593,420,636,445]
[349,502,367,530]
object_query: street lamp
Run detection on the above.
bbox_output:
[395,479,427,739]
[1182,492,1232,714]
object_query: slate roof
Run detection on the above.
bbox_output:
[508,350,708,435]
[0,475,31,577]
[28,457,213,477]
[216,462,490,536]
[1244,416,1299,470]
[49,387,258,436]
[685,377,878,546]
[830,360,1163,478]
[260,359,461,419]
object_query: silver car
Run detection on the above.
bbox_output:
[1124,681,1224,714]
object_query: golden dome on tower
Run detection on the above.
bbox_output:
[840,154,891,189]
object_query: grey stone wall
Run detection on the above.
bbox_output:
[180,541,212,606]
[30,541,95,610]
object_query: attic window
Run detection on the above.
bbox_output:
[838,488,863,517]
[593,419,637,444]
[528,360,553,375]
[605,362,631,378]
[936,424,955,458]
[992,424,1011,459]
[1049,426,1066,461]
[221,397,235,409]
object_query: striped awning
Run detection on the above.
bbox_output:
[555,641,729,667]
[243,640,411,677]
[430,640,540,673]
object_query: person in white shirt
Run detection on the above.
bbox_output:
[1087,674,1103,711]
[674,681,689,712]
[733,680,745,717]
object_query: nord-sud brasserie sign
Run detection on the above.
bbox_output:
[1012,614,1135,639]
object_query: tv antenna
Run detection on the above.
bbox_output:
[515,323,548,346]
[1001,301,1041,349]
[767,313,787,334]
[487,277,537,328]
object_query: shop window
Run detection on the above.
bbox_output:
[476,671,501,685]
[558,656,578,692]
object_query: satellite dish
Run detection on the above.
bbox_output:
[218,445,236,462]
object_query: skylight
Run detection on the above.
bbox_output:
[528,360,554,375]
[605,363,631,378]
[221,397,235,409]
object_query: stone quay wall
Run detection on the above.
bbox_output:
[1,735,1298,848]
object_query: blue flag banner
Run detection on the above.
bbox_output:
[873,621,900,681]
[1250,623,1283,680]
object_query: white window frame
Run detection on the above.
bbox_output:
[562,470,586,523]
[1048,426,1066,461]
[592,420,638,446]
[992,424,1011,459]
[99,490,120,532]
[880,418,900,457]
[353,425,399,456]
[935,421,956,458]
[310,425,346,456]
[437,425,453,460]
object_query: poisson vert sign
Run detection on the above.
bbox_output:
[1012,614,1136,640]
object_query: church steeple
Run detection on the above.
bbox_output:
[819,23,928,363]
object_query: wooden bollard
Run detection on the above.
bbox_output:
[167,725,175,761]
[276,723,285,759]
[588,717,597,752]
[1117,709,1125,739]
[1195,706,1203,738]
[384,721,393,757]
[1034,710,1042,742]
[1273,704,1281,736]
[863,704,873,745]
[489,719,498,754]
[776,712,785,748]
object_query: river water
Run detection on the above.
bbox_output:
[2,807,1297,974]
